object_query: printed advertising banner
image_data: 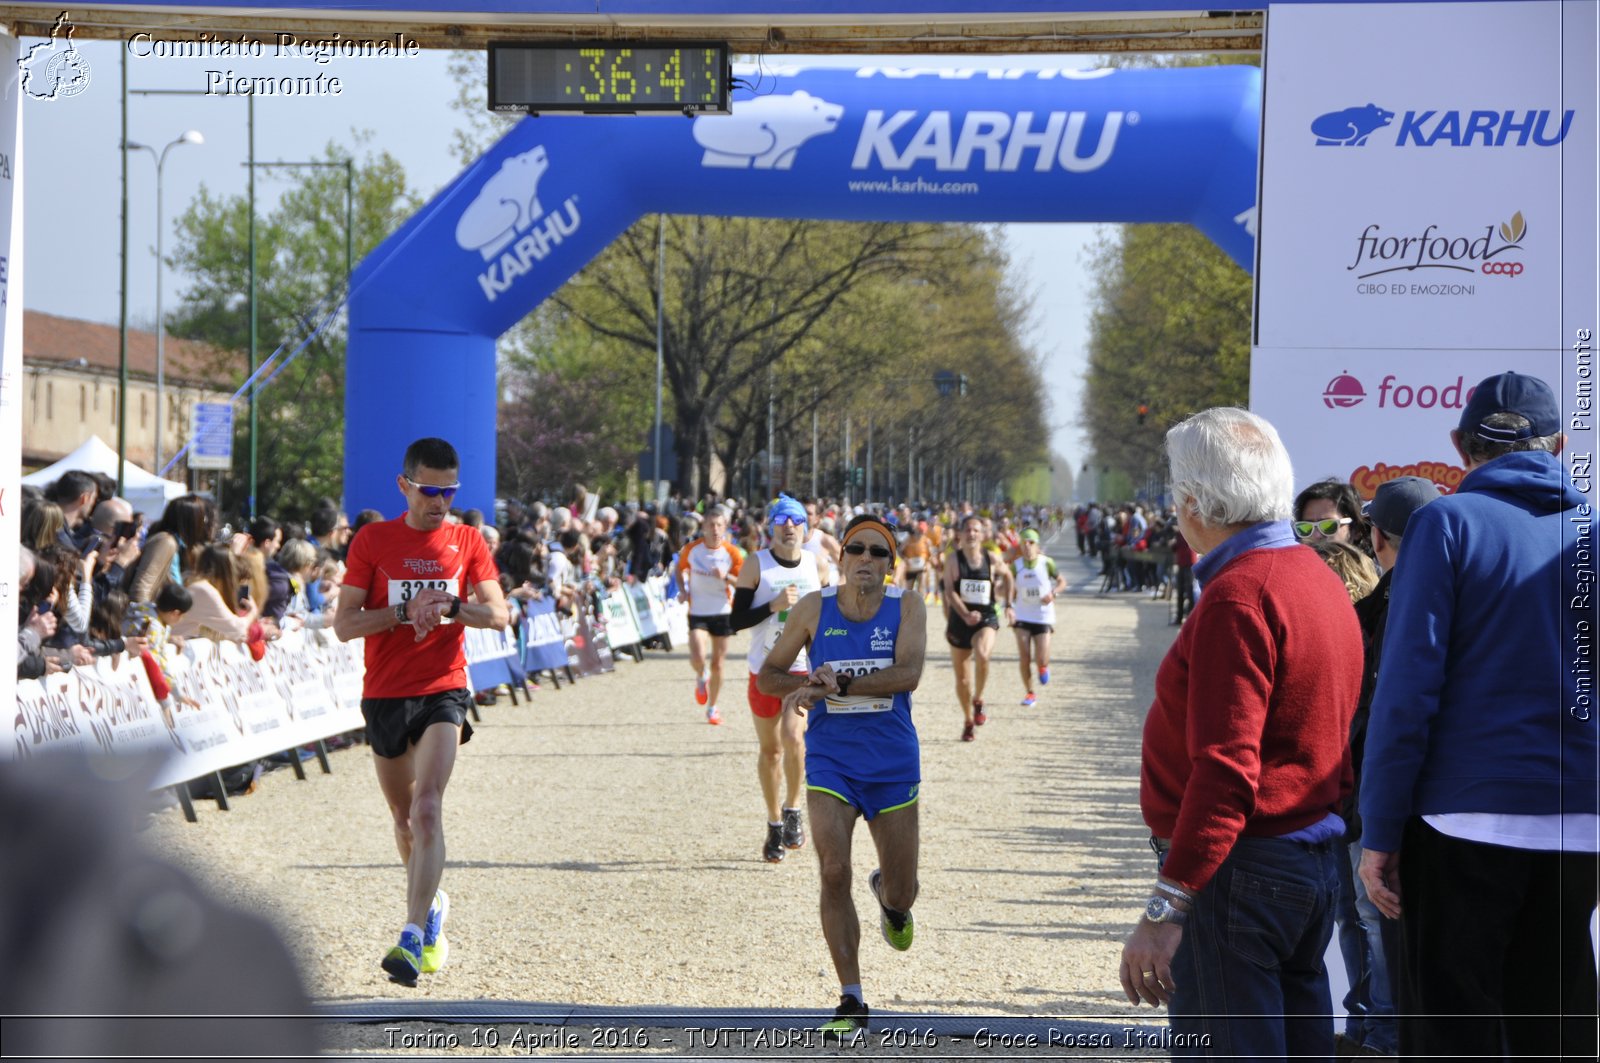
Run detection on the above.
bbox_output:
[1252,0,1597,499]
[347,63,1264,515]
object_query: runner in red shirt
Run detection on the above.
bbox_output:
[334,437,509,987]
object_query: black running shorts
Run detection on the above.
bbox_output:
[361,688,475,759]
[689,614,733,638]
[945,611,999,649]
[1011,619,1053,636]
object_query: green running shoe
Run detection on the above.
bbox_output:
[421,890,450,974]
[819,994,869,1036]
[381,929,423,986]
[868,868,914,951]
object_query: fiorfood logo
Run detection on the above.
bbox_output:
[1322,372,1366,409]
[19,12,91,101]
[1311,103,1573,147]
[456,145,583,303]
[1347,211,1527,283]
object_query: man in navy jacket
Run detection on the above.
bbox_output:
[1359,371,1598,1060]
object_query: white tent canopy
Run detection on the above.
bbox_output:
[23,435,187,519]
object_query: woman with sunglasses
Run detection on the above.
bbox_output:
[1292,478,1372,555]
[728,494,830,863]
[757,513,927,1036]
[943,513,1013,741]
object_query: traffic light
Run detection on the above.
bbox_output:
[853,466,865,487]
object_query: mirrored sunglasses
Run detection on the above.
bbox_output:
[405,476,460,500]
[843,543,892,559]
[771,514,806,526]
[1293,516,1352,539]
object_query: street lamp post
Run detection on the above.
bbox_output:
[124,129,204,472]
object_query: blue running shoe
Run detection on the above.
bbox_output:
[1039,666,1051,686]
[381,929,423,986]
[421,890,450,974]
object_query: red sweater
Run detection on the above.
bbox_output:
[1140,544,1362,891]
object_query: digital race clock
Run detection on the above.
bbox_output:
[488,42,731,115]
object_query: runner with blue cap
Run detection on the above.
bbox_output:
[729,494,830,862]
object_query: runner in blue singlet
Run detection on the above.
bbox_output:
[758,514,927,1038]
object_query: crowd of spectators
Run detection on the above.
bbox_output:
[17,473,355,685]
[17,472,1068,693]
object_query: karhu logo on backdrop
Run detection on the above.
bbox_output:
[458,145,584,302]
[693,91,844,169]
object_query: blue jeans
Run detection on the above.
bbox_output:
[1164,835,1341,1061]
[1345,842,1398,1053]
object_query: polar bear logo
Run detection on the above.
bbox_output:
[693,91,844,169]
[1310,104,1395,146]
[455,146,550,260]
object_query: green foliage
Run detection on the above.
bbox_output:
[534,215,1052,501]
[165,140,420,520]
[1080,223,1252,490]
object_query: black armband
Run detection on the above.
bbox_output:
[727,585,770,632]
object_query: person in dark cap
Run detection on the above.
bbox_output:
[1359,371,1598,1060]
[1331,475,1441,1058]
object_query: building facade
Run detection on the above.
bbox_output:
[22,310,239,479]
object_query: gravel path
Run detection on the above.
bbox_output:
[145,536,1182,1058]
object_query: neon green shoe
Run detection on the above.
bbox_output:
[421,890,450,974]
[381,930,422,986]
[819,994,869,1036]
[868,868,914,951]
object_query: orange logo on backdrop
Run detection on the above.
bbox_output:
[1350,460,1465,499]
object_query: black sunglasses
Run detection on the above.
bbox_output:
[843,543,892,559]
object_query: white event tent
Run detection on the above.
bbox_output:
[22,436,187,520]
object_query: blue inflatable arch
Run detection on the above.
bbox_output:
[346,64,1260,514]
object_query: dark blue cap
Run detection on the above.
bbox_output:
[1458,371,1561,443]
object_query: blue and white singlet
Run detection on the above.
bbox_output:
[804,585,919,782]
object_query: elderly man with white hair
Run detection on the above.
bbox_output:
[1118,407,1363,1060]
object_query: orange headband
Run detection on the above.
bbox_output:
[841,517,897,562]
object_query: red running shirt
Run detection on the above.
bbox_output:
[343,516,499,698]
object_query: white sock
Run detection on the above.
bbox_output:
[402,922,423,943]
[842,983,864,1005]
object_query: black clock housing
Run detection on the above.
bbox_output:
[488,41,731,115]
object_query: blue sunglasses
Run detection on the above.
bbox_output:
[771,514,806,526]
[404,475,460,500]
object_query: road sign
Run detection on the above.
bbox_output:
[189,402,234,471]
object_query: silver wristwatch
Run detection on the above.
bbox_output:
[1144,895,1188,926]
[395,601,410,624]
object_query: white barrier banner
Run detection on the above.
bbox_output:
[463,623,517,667]
[1252,1,1596,500]
[7,632,366,790]
[598,591,641,650]
[651,575,690,647]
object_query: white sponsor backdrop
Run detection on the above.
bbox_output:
[1253,1,1597,497]
[0,32,22,730]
